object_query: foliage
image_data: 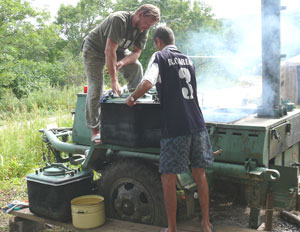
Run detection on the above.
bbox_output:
[0,0,86,100]
[55,0,113,56]
[0,84,81,121]
[0,85,76,181]
[0,0,64,99]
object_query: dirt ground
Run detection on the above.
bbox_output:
[0,180,300,232]
[209,200,300,232]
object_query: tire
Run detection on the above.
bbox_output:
[98,159,167,226]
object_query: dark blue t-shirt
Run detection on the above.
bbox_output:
[152,45,206,138]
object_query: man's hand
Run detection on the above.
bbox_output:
[126,80,153,107]
[126,95,136,107]
[111,80,121,96]
[116,60,124,71]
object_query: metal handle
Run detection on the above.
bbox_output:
[249,167,280,182]
[264,169,280,181]
[76,210,86,214]
[286,123,292,135]
[271,129,281,143]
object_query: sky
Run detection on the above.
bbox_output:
[30,0,300,20]
[205,0,300,18]
[31,0,79,19]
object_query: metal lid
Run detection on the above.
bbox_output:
[26,164,93,186]
[43,166,66,176]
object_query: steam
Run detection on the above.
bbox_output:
[180,2,300,116]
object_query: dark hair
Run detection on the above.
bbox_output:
[153,26,175,45]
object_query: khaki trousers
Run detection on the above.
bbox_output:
[83,48,143,130]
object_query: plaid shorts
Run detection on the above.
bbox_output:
[159,130,214,174]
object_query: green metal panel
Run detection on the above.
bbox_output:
[270,122,292,160]
[269,114,300,161]
[207,124,267,165]
[269,165,299,210]
[94,143,160,154]
[283,143,299,167]
[274,153,283,166]
[72,93,91,146]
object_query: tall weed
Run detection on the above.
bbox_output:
[0,85,78,186]
[0,84,82,121]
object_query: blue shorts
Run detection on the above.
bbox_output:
[159,130,214,174]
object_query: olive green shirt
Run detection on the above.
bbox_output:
[85,11,148,58]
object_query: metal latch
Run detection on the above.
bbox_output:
[245,158,257,173]
[289,162,300,167]
[271,129,281,142]
[286,122,292,135]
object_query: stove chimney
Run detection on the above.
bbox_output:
[257,0,284,117]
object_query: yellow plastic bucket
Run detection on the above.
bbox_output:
[71,195,105,229]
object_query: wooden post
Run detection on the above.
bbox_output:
[265,192,274,231]
[184,190,195,217]
[249,207,261,229]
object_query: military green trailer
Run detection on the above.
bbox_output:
[40,0,300,229]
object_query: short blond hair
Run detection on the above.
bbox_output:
[135,4,160,22]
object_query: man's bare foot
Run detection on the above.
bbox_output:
[201,224,214,232]
[91,129,101,144]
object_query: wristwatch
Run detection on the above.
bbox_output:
[129,95,135,102]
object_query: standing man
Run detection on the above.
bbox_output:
[82,4,160,143]
[126,26,214,232]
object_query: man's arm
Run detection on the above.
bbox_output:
[116,45,142,71]
[105,38,121,95]
[126,80,153,106]
[126,53,159,106]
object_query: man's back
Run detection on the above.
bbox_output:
[153,45,206,138]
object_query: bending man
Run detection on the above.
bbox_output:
[82,4,160,143]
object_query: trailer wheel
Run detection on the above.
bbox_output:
[98,159,167,226]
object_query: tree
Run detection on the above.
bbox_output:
[0,0,68,98]
[55,0,113,56]
[0,0,36,98]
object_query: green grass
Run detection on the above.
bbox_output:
[0,85,78,232]
[0,84,82,121]
[0,85,79,188]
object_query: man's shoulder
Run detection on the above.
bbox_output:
[151,51,165,63]
[109,11,130,23]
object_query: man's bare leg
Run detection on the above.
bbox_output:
[161,173,177,232]
[192,168,212,232]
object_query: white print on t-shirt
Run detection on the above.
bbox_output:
[120,39,132,48]
[179,68,194,99]
[168,58,192,66]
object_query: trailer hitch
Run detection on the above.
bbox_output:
[245,159,280,181]
[249,168,280,181]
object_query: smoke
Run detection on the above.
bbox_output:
[182,3,300,114]
[281,8,300,58]
[185,13,262,109]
